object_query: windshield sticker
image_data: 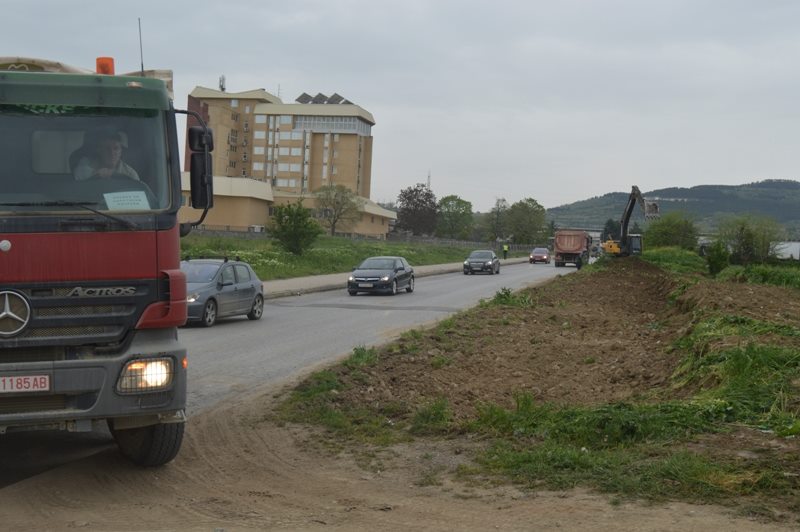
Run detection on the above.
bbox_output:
[103,191,150,211]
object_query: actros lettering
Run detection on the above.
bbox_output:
[68,287,136,297]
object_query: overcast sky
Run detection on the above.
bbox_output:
[6,1,800,211]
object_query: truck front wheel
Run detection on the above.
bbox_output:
[109,421,185,467]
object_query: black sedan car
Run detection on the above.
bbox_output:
[181,257,264,327]
[463,249,500,275]
[347,256,415,296]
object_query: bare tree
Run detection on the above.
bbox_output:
[315,184,365,236]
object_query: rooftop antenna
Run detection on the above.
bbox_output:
[219,75,226,92]
[427,170,431,188]
[138,18,144,75]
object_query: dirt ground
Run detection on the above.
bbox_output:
[1,258,798,531]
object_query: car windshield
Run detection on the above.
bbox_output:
[0,104,171,213]
[359,258,396,270]
[469,251,493,260]
[533,248,548,254]
[182,262,221,283]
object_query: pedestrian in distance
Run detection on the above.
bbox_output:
[502,243,509,259]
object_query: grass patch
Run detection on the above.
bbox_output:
[485,287,534,307]
[470,394,729,448]
[411,398,452,435]
[181,233,491,281]
[477,442,789,501]
[641,246,707,275]
[717,264,800,290]
[673,343,800,434]
[344,346,379,369]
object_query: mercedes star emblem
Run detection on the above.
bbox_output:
[0,291,31,338]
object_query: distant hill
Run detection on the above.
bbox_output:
[546,179,800,237]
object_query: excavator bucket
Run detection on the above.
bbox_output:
[644,201,659,220]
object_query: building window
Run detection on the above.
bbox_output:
[279,131,291,140]
[280,115,292,125]
[231,99,239,108]
[268,116,275,128]
[245,105,251,113]
[228,160,237,169]
[333,134,340,142]
[254,146,265,155]
[289,163,301,172]
[253,162,264,171]
[332,166,338,175]
[291,131,302,140]
[291,147,302,156]
[255,115,267,124]
[279,147,290,156]
[278,163,290,172]
[254,130,266,140]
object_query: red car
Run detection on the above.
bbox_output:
[529,247,551,264]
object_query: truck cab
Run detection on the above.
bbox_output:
[0,58,213,466]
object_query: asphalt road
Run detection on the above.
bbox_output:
[0,261,570,487]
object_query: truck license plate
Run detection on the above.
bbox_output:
[359,283,373,288]
[0,375,50,393]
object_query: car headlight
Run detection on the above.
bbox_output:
[348,275,354,282]
[187,292,199,303]
[380,275,390,282]
[464,260,469,265]
[117,357,174,393]
[486,261,493,266]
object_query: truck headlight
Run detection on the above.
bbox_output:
[117,357,174,393]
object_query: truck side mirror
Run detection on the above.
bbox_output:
[188,126,214,209]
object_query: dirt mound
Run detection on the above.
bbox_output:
[336,258,689,420]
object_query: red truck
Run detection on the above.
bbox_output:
[553,230,591,268]
[0,57,214,466]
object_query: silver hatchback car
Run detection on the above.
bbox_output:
[181,257,264,327]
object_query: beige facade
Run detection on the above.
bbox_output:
[182,87,393,237]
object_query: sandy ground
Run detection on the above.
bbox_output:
[1,258,798,531]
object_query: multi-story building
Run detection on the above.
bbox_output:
[180,87,394,238]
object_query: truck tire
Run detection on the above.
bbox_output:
[110,421,184,467]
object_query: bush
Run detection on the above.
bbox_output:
[705,241,730,276]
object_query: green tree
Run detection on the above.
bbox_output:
[396,183,437,236]
[717,214,784,265]
[505,198,547,245]
[487,198,509,241]
[643,212,698,250]
[436,195,473,239]
[269,200,323,255]
[315,184,364,236]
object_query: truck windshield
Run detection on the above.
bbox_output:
[0,104,171,213]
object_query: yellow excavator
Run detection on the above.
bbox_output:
[601,186,660,257]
